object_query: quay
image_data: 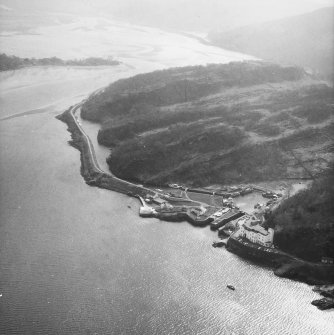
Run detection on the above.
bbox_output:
[226,235,293,266]
[210,209,244,230]
[138,196,157,217]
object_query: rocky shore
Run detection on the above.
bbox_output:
[227,237,334,284]
[312,285,334,310]
[274,260,334,286]
[227,236,334,309]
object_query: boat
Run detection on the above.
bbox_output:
[227,285,235,291]
[212,241,225,248]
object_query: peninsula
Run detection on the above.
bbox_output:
[81,61,333,186]
[58,60,334,309]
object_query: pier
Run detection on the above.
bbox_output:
[138,196,157,217]
[210,210,244,230]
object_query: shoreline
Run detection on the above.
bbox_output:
[227,236,334,285]
[226,236,334,309]
[56,105,215,228]
[57,104,334,310]
[56,106,154,199]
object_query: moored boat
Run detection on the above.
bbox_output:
[212,241,225,248]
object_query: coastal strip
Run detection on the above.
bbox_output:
[56,105,215,227]
[56,104,155,198]
[57,104,334,309]
[226,236,334,286]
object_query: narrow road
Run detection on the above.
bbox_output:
[70,104,105,174]
[67,99,214,207]
[68,102,158,196]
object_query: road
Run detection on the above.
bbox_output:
[67,99,213,208]
[70,104,106,174]
[68,101,160,196]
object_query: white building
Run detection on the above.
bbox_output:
[139,205,157,216]
[238,215,274,247]
[138,196,157,217]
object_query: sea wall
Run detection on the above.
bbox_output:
[157,211,212,227]
[56,108,155,199]
[57,108,212,227]
[226,236,291,266]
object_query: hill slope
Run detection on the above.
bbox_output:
[81,61,334,187]
[266,165,334,262]
[208,8,334,79]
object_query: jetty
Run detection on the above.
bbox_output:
[210,210,244,230]
[138,196,157,217]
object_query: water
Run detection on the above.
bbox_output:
[234,192,266,213]
[290,182,309,196]
[0,16,333,335]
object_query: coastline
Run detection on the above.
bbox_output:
[57,104,334,310]
[227,236,334,285]
[56,106,214,228]
[56,106,154,199]
[226,236,334,309]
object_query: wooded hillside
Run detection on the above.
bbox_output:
[81,61,334,186]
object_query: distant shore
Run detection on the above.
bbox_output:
[0,53,121,72]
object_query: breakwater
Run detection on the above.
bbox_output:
[57,107,214,227]
[156,210,212,227]
[56,107,154,199]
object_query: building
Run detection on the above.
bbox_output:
[152,197,166,205]
[161,202,173,210]
[138,196,157,217]
[238,215,274,247]
[321,257,334,264]
[139,205,156,216]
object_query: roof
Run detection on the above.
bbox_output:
[243,221,270,236]
[236,216,250,225]
[152,197,165,204]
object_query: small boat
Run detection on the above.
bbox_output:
[227,285,235,291]
[212,241,225,248]
[127,205,131,209]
